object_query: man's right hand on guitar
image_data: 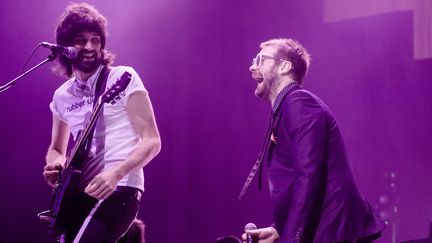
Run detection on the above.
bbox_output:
[43,159,64,187]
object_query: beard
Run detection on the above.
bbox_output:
[74,50,102,74]
[254,72,277,101]
[255,81,274,101]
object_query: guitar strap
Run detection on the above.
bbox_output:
[81,66,111,159]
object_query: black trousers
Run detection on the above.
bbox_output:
[62,186,141,243]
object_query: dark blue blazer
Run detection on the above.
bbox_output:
[266,87,385,242]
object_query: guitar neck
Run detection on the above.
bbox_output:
[62,71,132,169]
[64,97,104,168]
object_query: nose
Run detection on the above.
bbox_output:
[249,63,257,72]
[84,39,93,50]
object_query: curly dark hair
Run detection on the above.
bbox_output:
[53,3,115,77]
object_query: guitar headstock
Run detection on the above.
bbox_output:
[101,71,132,104]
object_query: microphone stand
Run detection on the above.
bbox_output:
[0,53,57,93]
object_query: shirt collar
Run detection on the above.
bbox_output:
[72,65,103,97]
[272,81,300,114]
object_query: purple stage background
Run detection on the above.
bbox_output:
[0,0,431,242]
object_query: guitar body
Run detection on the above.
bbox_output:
[48,153,88,235]
[38,71,132,236]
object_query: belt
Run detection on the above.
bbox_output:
[115,186,142,201]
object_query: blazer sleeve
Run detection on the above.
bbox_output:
[279,91,327,242]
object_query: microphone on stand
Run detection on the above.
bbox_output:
[41,42,77,59]
[244,223,257,243]
[0,42,77,93]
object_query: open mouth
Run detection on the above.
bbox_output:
[80,52,96,61]
[252,73,264,83]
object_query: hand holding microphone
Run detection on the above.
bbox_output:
[244,223,257,243]
[242,223,280,243]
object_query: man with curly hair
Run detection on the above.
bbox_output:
[42,3,161,242]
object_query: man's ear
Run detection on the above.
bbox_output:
[279,61,292,75]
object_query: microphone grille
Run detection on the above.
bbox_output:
[66,47,78,59]
[244,222,257,231]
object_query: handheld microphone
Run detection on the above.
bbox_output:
[41,42,77,59]
[244,223,257,243]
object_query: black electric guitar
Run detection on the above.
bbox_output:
[38,71,132,236]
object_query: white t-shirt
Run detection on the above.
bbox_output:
[50,65,146,191]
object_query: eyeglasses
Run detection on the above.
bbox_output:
[251,53,287,67]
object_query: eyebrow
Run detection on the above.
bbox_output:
[74,33,100,38]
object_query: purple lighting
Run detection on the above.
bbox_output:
[0,0,431,242]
